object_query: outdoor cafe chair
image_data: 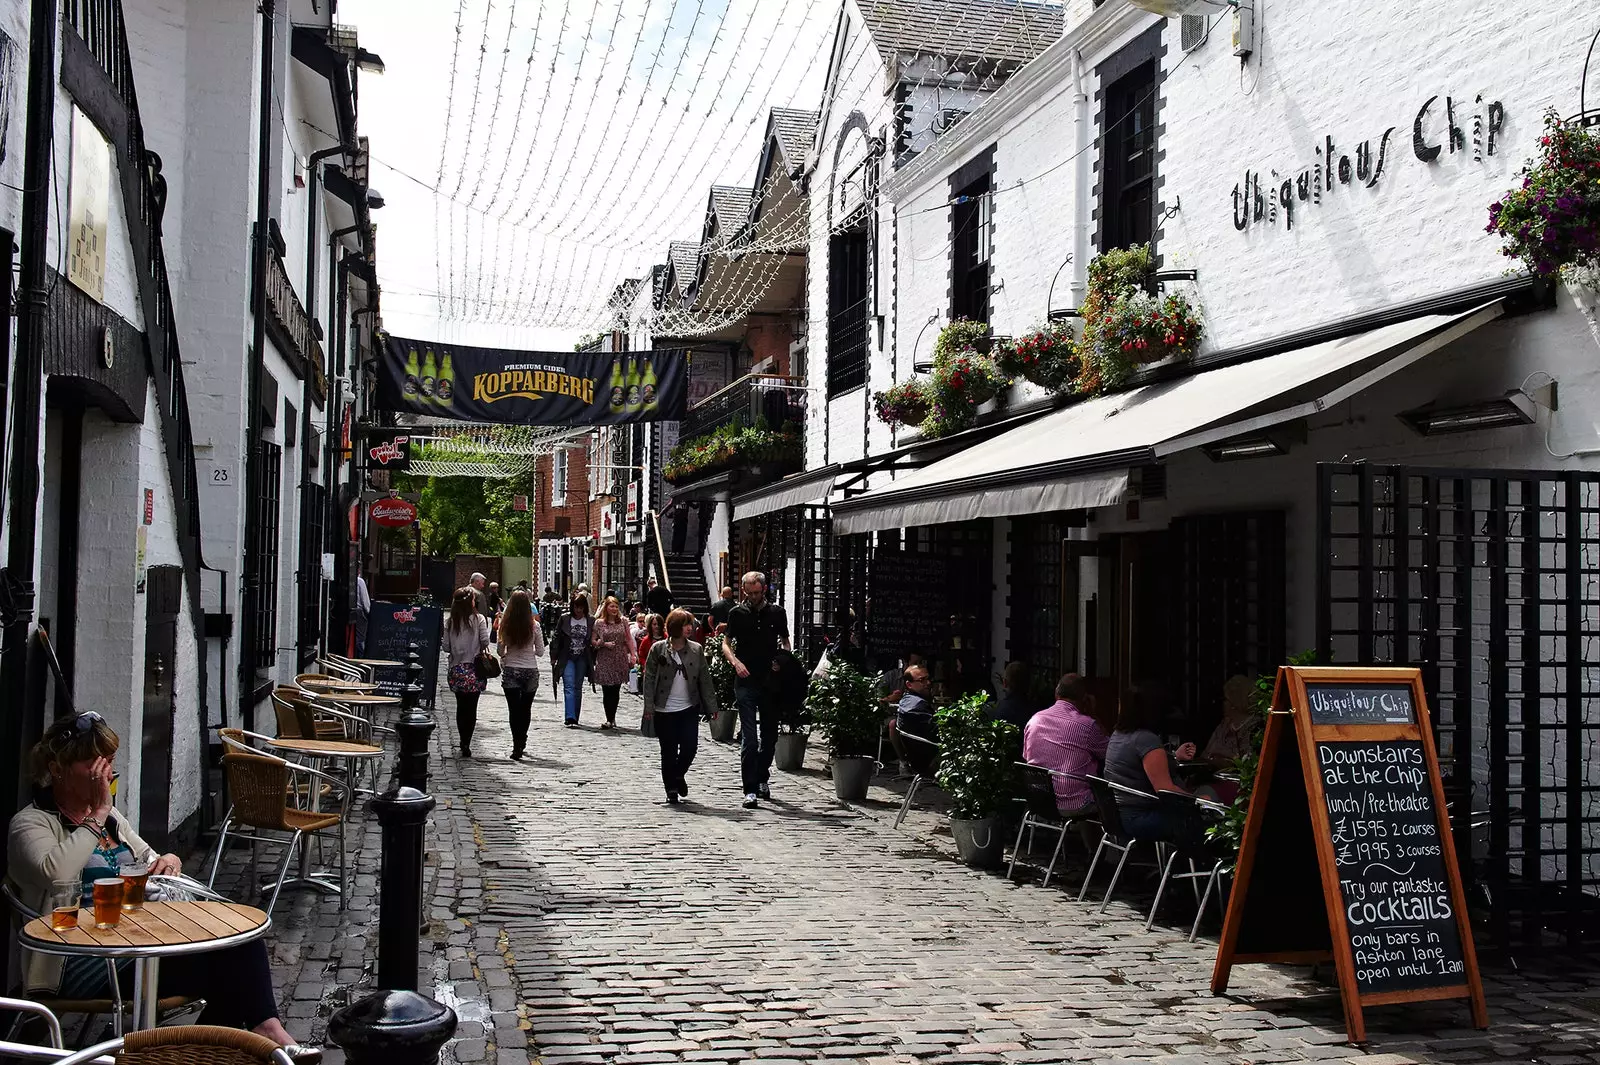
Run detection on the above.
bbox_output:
[51,1026,295,1065]
[1147,791,1233,941]
[272,689,364,743]
[0,887,199,1045]
[1008,764,1100,887]
[206,752,347,919]
[1079,775,1165,912]
[893,730,940,829]
[316,658,365,683]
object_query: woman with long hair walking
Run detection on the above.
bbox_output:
[551,593,595,727]
[642,609,720,804]
[445,586,491,757]
[498,589,547,758]
[590,595,636,730]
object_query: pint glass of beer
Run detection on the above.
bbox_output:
[92,878,125,930]
[120,863,149,911]
[48,888,80,931]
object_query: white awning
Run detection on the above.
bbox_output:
[731,465,841,521]
[832,302,1503,535]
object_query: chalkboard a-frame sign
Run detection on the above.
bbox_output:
[1211,666,1487,1044]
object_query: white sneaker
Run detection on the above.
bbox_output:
[742,793,759,808]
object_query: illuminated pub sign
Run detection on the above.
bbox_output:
[377,335,689,425]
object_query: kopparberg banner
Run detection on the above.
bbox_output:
[377,335,689,424]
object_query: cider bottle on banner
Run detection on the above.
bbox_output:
[419,350,438,400]
[402,350,421,397]
[436,354,455,403]
[609,361,625,415]
[641,360,658,412]
[625,358,642,414]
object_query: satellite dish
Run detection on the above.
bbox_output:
[1123,0,1236,17]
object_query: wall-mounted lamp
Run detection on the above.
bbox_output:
[1399,390,1537,436]
[1202,422,1304,461]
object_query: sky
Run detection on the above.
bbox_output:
[340,0,836,351]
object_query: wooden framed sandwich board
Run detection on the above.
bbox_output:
[1211,665,1487,1043]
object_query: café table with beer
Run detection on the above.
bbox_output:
[22,871,270,1031]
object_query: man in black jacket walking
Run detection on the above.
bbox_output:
[721,571,790,808]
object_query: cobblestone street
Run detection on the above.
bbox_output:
[215,679,1600,1065]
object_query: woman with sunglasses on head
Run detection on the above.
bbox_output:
[641,609,719,805]
[445,585,492,757]
[5,713,319,1061]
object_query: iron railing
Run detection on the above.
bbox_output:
[681,373,806,440]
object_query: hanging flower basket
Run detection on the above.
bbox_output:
[996,324,1081,391]
[1096,290,1205,368]
[932,319,992,364]
[872,378,933,427]
[1486,108,1600,279]
[934,351,1006,406]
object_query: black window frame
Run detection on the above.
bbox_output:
[826,224,870,397]
[252,442,284,666]
[950,175,992,324]
[1099,57,1158,253]
[296,479,328,661]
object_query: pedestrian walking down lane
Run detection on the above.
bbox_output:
[497,588,546,759]
[445,586,492,758]
[642,608,719,804]
[721,571,790,808]
[590,596,637,730]
[551,594,595,727]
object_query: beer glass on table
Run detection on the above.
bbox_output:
[48,887,80,931]
[92,878,125,930]
[120,863,149,911]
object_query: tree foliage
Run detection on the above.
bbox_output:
[396,470,536,559]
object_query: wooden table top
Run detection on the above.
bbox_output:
[345,658,403,666]
[265,738,384,758]
[301,680,380,692]
[312,693,400,706]
[21,901,269,957]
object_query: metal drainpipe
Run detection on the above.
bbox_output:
[0,0,61,822]
[240,0,277,729]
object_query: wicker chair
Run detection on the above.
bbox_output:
[271,690,354,741]
[206,752,346,918]
[54,1025,295,1064]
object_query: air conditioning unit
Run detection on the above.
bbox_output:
[932,108,969,135]
[1180,13,1207,51]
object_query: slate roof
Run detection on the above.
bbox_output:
[856,0,1064,64]
[709,186,754,234]
[667,241,701,296]
[768,108,819,171]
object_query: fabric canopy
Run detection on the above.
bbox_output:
[731,465,841,521]
[832,302,1503,535]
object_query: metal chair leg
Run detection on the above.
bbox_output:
[1078,835,1108,901]
[1099,840,1137,913]
[338,817,348,911]
[1145,848,1181,930]
[1007,815,1032,880]
[205,811,234,889]
[894,775,923,829]
[1042,826,1069,888]
[263,830,302,918]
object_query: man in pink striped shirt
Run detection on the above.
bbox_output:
[1022,674,1111,815]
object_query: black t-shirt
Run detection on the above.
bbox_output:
[646,586,672,617]
[725,601,789,673]
[708,597,735,628]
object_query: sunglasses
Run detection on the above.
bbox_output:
[48,711,104,738]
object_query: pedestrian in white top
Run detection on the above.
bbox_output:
[445,586,491,758]
[496,589,546,760]
[641,608,720,805]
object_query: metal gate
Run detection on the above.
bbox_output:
[1317,462,1600,951]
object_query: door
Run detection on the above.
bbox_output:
[139,566,182,852]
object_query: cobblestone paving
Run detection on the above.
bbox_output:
[202,677,1600,1065]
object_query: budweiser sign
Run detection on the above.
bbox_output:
[370,497,417,528]
[367,434,410,468]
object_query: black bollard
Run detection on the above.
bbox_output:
[395,643,433,791]
[328,989,456,1065]
[371,786,436,991]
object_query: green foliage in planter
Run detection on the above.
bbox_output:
[996,322,1082,391]
[1205,648,1319,853]
[935,692,1022,820]
[703,633,737,713]
[872,377,933,427]
[932,319,992,364]
[1075,245,1205,393]
[913,319,1012,438]
[805,661,881,758]
[1487,109,1600,279]
[662,420,801,484]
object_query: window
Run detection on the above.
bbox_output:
[297,480,327,660]
[252,442,283,666]
[951,176,992,323]
[552,449,568,506]
[826,226,869,397]
[1100,60,1157,252]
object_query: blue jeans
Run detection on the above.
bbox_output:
[735,678,777,793]
[563,658,587,723]
[1117,804,1175,843]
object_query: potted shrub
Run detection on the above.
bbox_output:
[805,662,881,800]
[872,378,933,427]
[703,633,739,743]
[934,692,1022,868]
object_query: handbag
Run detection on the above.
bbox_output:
[474,648,502,681]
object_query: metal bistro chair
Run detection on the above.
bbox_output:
[273,689,367,743]
[316,658,365,683]
[893,730,941,829]
[206,752,346,918]
[1147,791,1233,940]
[1078,775,1164,912]
[53,1026,295,1065]
[1008,764,1100,887]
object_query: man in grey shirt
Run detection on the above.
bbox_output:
[470,572,489,617]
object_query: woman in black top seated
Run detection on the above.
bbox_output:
[1102,684,1196,841]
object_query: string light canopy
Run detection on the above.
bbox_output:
[403,422,589,478]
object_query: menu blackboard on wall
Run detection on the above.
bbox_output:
[1213,666,1486,1044]
[366,601,441,708]
[868,551,949,659]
